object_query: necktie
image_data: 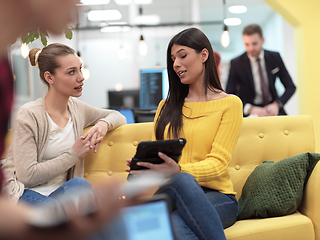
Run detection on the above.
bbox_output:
[256,58,269,106]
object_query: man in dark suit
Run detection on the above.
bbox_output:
[226,24,296,117]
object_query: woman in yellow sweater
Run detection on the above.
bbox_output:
[129,28,243,240]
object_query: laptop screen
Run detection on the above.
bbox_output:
[121,199,175,240]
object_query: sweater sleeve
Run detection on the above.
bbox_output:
[180,97,243,182]
[10,99,126,188]
[12,108,79,188]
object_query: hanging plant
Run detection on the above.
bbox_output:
[20,26,75,47]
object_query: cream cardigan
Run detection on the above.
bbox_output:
[1,97,126,203]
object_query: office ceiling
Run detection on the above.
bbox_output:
[76,0,275,51]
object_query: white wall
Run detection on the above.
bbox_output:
[77,26,185,108]
[281,20,298,115]
[263,13,298,115]
[11,5,298,118]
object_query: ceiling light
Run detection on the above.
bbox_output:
[100,26,131,33]
[20,43,30,58]
[115,83,123,91]
[88,10,122,21]
[224,18,241,26]
[139,35,148,56]
[79,0,110,5]
[108,22,128,25]
[228,5,247,14]
[82,67,90,80]
[220,25,230,48]
[135,15,160,25]
[221,0,230,48]
[77,52,90,80]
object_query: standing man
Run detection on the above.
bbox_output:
[226,24,296,117]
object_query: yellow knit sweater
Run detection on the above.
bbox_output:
[153,95,243,195]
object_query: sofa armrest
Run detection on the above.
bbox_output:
[299,161,320,240]
[83,122,154,184]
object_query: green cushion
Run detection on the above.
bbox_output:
[237,152,320,220]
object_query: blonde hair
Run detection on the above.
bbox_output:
[29,43,76,86]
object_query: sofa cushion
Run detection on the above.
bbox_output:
[225,211,314,240]
[237,152,320,220]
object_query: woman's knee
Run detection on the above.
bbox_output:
[49,178,92,199]
[156,173,199,195]
[170,173,198,186]
[156,173,199,199]
[67,177,92,189]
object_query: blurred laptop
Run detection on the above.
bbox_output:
[26,186,175,240]
[105,194,176,240]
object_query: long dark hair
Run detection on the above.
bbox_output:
[155,28,223,140]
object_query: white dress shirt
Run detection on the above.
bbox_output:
[244,50,272,115]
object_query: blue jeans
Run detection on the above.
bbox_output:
[154,173,238,240]
[19,177,92,206]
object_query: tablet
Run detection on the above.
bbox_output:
[129,138,186,171]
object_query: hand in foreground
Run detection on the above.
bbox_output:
[66,180,131,239]
[126,152,181,178]
[32,0,80,35]
[0,180,135,240]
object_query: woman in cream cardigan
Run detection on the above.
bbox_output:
[128,28,243,240]
[2,43,126,205]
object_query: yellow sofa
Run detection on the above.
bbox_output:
[83,115,319,240]
[2,115,319,239]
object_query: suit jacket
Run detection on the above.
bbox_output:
[226,50,296,115]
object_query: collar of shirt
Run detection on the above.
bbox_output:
[247,49,265,62]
